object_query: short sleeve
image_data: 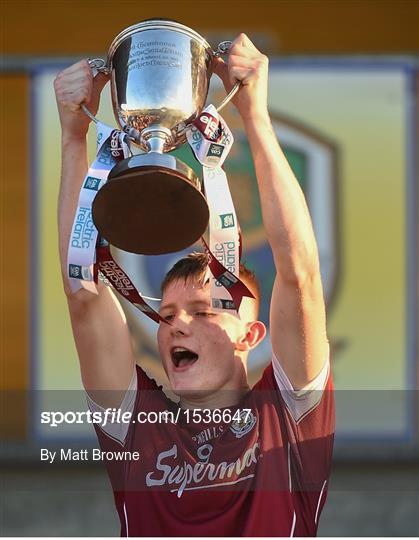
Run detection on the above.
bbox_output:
[86,367,137,444]
[87,364,164,447]
[271,349,330,423]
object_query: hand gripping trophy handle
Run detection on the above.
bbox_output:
[81,41,241,126]
[212,40,241,112]
[80,58,110,124]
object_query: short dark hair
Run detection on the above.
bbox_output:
[161,252,261,316]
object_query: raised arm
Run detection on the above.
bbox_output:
[54,60,136,404]
[214,35,329,389]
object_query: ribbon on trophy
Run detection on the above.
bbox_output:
[95,238,164,324]
[67,122,122,294]
[187,104,255,313]
[67,121,166,324]
[68,108,253,323]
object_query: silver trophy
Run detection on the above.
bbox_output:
[83,19,239,255]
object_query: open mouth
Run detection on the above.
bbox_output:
[171,347,199,369]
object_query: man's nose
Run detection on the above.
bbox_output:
[170,312,192,336]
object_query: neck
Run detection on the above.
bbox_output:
[179,384,250,410]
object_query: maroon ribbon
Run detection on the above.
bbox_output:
[193,110,224,142]
[95,242,167,325]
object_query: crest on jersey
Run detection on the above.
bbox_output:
[229,410,257,439]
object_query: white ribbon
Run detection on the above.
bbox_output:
[67,122,129,294]
[203,166,240,311]
[187,105,240,312]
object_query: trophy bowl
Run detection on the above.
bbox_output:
[89,20,236,255]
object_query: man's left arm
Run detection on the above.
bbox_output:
[215,35,329,389]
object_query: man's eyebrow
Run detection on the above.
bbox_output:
[159,302,176,313]
[189,300,211,308]
[159,300,210,313]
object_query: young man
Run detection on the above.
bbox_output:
[54,32,334,536]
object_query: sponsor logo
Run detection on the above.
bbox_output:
[219,213,235,229]
[199,113,221,140]
[207,143,224,158]
[212,298,235,310]
[99,260,135,297]
[218,271,238,290]
[97,144,114,167]
[68,264,82,279]
[192,426,224,446]
[213,241,236,276]
[70,207,96,249]
[219,128,233,147]
[230,410,257,439]
[68,264,91,280]
[188,125,203,152]
[110,130,122,158]
[83,176,101,191]
[145,441,260,498]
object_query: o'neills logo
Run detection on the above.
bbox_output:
[146,442,260,498]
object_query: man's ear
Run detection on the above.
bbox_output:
[236,320,267,351]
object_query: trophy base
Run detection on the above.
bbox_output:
[92,153,209,255]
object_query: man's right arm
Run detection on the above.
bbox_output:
[54,60,136,407]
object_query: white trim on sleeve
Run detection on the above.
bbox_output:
[272,347,330,423]
[85,367,137,444]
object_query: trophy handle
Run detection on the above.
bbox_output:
[215,82,241,113]
[81,58,110,124]
[213,41,241,113]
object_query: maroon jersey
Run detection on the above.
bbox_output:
[93,362,334,536]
